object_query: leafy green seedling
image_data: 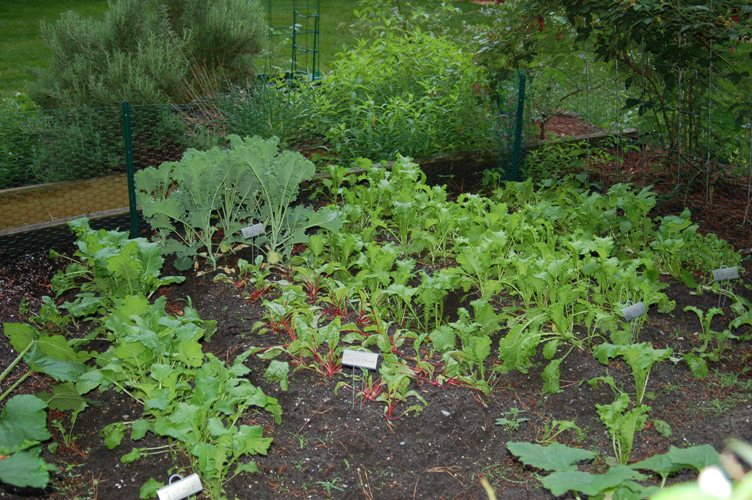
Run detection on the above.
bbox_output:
[594,342,672,405]
[596,392,650,464]
[495,407,529,432]
[684,306,724,348]
[536,419,584,446]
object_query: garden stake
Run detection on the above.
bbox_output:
[342,349,379,411]
[156,473,203,500]
[622,301,646,342]
[712,266,739,308]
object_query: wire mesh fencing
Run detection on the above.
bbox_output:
[0,101,220,259]
[2,56,750,259]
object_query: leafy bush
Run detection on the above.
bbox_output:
[26,106,124,183]
[31,0,267,107]
[217,82,317,148]
[311,30,497,160]
[0,94,41,189]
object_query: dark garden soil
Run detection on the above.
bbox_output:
[1,163,751,499]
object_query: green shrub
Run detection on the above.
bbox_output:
[28,107,124,183]
[0,94,42,189]
[311,30,497,160]
[31,0,267,107]
[217,82,317,148]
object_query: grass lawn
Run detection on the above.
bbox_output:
[0,0,107,97]
[0,0,486,97]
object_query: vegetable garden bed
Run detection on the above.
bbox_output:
[1,145,751,499]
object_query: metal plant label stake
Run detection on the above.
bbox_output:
[712,266,739,307]
[342,349,379,410]
[240,223,265,239]
[240,223,265,263]
[622,302,646,322]
[622,302,646,342]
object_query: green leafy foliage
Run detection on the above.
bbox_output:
[79,296,281,498]
[0,395,53,488]
[651,210,740,286]
[311,30,496,160]
[508,440,654,497]
[242,158,739,426]
[507,441,595,472]
[1,322,88,398]
[596,393,650,464]
[0,93,41,189]
[495,407,529,432]
[137,136,341,269]
[631,444,719,483]
[684,305,733,361]
[32,0,267,106]
[541,466,648,497]
[50,218,184,315]
[594,342,672,405]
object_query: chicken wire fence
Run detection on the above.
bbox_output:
[512,52,751,204]
[1,59,750,258]
[0,102,220,259]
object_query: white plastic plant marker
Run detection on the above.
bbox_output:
[157,473,203,500]
[342,349,379,371]
[712,266,739,282]
[621,302,646,322]
[240,223,265,239]
[343,350,379,411]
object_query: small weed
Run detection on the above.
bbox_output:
[714,370,752,392]
[293,433,307,449]
[536,419,584,445]
[317,477,346,496]
[495,407,529,433]
[702,396,741,415]
[474,463,529,486]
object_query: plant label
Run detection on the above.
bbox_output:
[622,302,646,322]
[240,223,265,239]
[342,349,379,371]
[157,473,203,500]
[712,267,739,282]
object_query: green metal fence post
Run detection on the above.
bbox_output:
[507,71,527,182]
[121,101,139,238]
